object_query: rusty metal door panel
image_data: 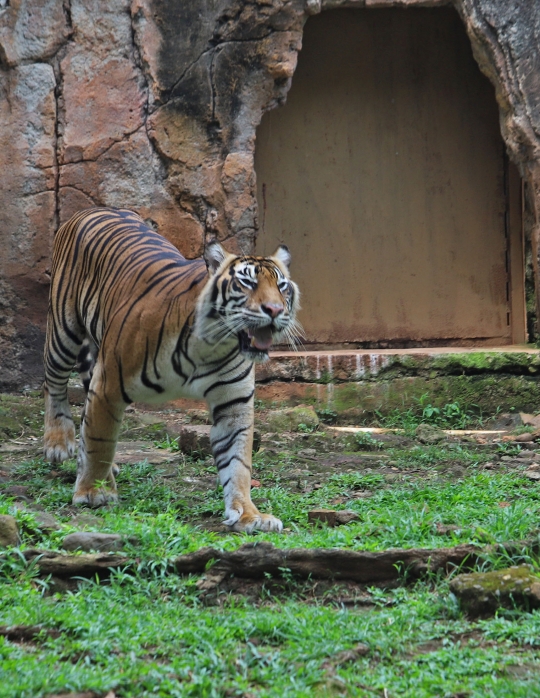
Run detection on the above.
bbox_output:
[255,8,524,347]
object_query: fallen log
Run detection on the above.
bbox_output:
[174,537,540,584]
[0,625,62,642]
[22,549,129,577]
[3,535,537,585]
[174,541,482,583]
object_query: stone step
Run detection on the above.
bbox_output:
[257,346,540,383]
[254,346,540,417]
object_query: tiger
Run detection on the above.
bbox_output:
[42,207,300,533]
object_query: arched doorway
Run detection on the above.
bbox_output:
[255,8,525,348]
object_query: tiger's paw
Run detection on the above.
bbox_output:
[43,427,76,464]
[72,487,118,508]
[226,509,283,533]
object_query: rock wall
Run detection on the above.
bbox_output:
[0,0,539,389]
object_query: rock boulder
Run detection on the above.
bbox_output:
[450,565,540,616]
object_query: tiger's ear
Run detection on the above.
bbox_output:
[204,241,227,274]
[272,245,291,270]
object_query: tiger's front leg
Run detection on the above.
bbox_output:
[208,380,283,533]
[72,366,125,507]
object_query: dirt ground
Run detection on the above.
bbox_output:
[1,390,538,536]
[4,391,540,696]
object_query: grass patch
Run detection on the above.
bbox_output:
[372,395,489,433]
[2,575,540,697]
[2,400,540,696]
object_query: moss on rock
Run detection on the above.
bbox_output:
[0,412,23,440]
[415,423,446,444]
[0,515,20,547]
[450,565,540,616]
[256,373,540,418]
[0,394,45,438]
[263,406,319,433]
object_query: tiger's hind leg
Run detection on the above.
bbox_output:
[43,316,84,464]
[73,361,126,507]
[43,382,77,463]
[77,338,120,479]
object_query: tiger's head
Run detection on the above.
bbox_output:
[196,242,301,361]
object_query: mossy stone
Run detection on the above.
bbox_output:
[0,515,20,547]
[264,406,319,433]
[415,423,446,444]
[450,565,540,616]
[0,413,22,440]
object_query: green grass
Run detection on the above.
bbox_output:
[2,573,540,697]
[372,396,489,432]
[4,452,540,556]
[2,436,540,547]
[2,427,540,695]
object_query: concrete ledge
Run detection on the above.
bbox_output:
[254,348,540,416]
[257,347,540,383]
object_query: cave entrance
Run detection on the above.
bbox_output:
[255,8,525,349]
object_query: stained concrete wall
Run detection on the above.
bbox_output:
[0,0,539,389]
[255,8,526,348]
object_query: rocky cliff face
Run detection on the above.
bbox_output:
[0,0,539,389]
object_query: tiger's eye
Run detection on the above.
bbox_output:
[238,276,257,290]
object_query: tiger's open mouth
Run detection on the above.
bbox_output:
[238,326,275,358]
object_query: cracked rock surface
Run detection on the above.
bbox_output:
[1,0,540,390]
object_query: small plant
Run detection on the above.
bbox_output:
[316,408,338,424]
[421,403,440,420]
[496,442,522,456]
[374,406,420,432]
[438,400,481,429]
[297,422,316,433]
[376,395,484,432]
[153,434,181,452]
[317,369,333,384]
[354,432,384,450]
[512,425,536,435]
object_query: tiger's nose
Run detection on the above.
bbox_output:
[261,303,284,318]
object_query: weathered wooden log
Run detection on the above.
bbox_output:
[174,538,540,583]
[22,549,129,577]
[174,541,480,582]
[0,625,62,641]
[6,534,537,584]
